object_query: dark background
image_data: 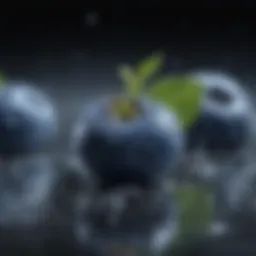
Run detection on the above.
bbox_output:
[0,9,255,151]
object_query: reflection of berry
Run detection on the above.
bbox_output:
[0,82,58,158]
[0,156,56,255]
[220,162,256,234]
[0,156,89,255]
[171,222,256,256]
[81,187,178,255]
[188,72,253,154]
[73,96,185,189]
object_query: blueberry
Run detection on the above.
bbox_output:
[0,82,58,159]
[72,95,185,190]
[188,71,253,155]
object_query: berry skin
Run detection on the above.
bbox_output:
[0,82,58,158]
[73,96,185,190]
[188,71,253,154]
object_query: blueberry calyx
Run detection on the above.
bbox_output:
[207,87,233,105]
[109,96,142,122]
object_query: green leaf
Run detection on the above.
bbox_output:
[118,65,141,96]
[147,76,204,128]
[175,185,214,239]
[136,52,164,83]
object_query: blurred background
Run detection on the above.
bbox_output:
[0,8,254,151]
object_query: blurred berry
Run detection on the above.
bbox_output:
[0,82,58,159]
[188,71,253,156]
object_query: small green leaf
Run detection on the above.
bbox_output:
[118,65,141,96]
[136,52,164,83]
[147,76,204,128]
[175,185,214,239]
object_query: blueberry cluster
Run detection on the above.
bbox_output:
[0,70,255,256]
